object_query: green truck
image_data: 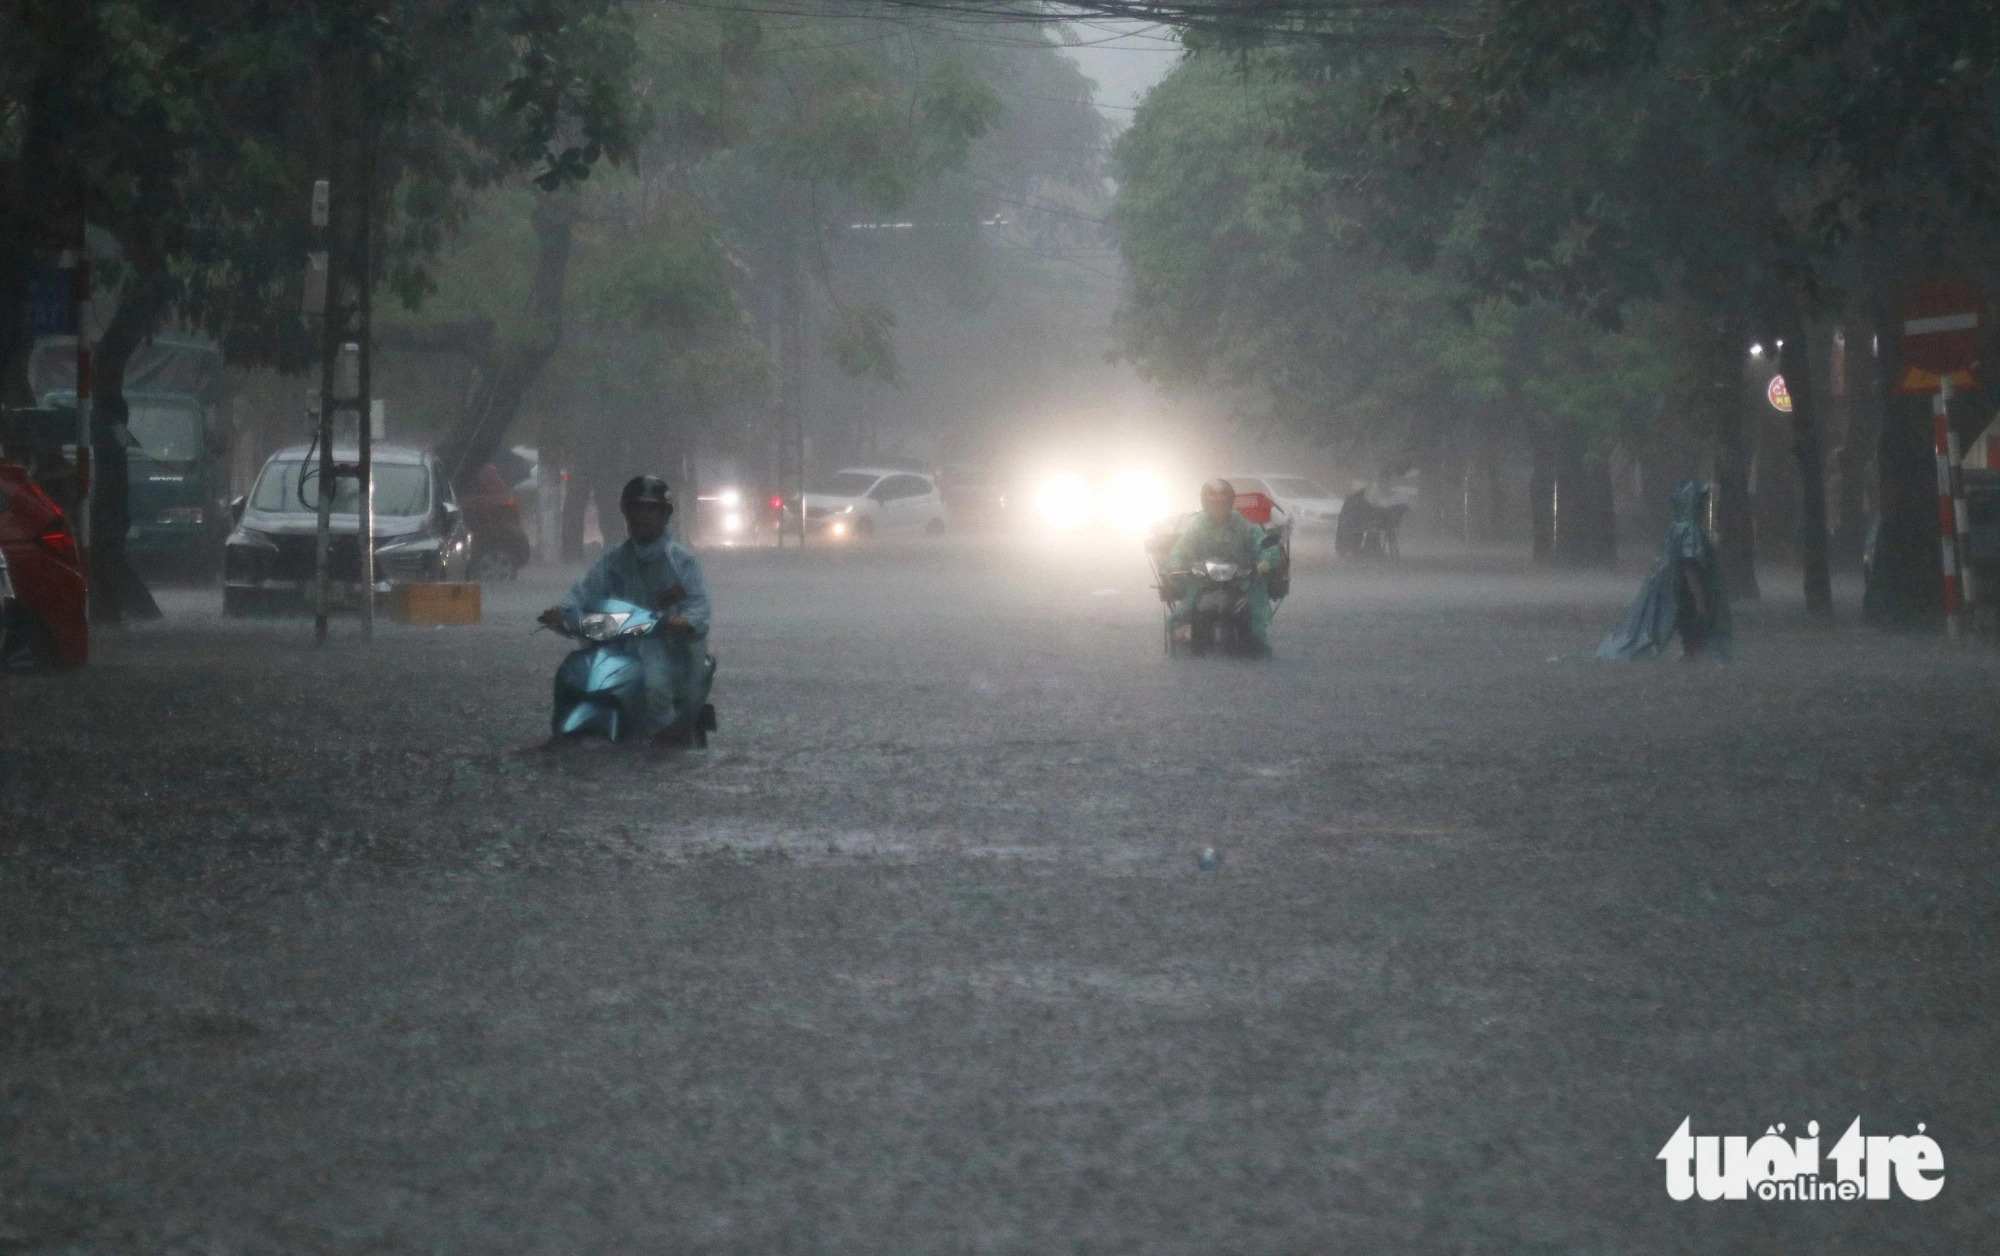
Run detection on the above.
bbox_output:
[33,335,230,581]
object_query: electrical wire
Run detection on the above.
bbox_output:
[295,423,323,512]
[638,0,1480,44]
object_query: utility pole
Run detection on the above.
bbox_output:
[67,2,93,613]
[310,24,376,645]
[357,131,376,641]
[782,253,809,549]
[68,237,91,604]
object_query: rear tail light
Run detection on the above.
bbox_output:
[35,521,77,563]
[769,495,784,511]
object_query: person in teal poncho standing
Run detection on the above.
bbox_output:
[1598,479,1732,662]
[539,475,714,742]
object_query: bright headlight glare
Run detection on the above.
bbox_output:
[1103,470,1169,534]
[719,489,741,508]
[721,512,743,533]
[1034,474,1093,530]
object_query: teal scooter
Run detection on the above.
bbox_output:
[549,597,717,745]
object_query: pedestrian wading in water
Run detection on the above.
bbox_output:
[1598,480,1733,662]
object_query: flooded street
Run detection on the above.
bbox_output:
[3,540,1995,1252]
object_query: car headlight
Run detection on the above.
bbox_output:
[374,533,439,554]
[1033,474,1093,530]
[1102,470,1169,535]
[224,531,277,581]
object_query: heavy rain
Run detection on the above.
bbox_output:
[1,2,1995,1251]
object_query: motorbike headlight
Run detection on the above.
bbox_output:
[718,489,742,508]
[1203,561,1240,579]
[578,611,630,641]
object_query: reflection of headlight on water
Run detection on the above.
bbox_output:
[721,512,743,534]
[1034,474,1094,530]
[1102,470,1169,534]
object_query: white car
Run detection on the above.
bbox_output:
[1227,473,1346,531]
[798,467,948,540]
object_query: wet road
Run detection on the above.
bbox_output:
[3,536,1996,1252]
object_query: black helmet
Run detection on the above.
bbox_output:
[621,475,672,509]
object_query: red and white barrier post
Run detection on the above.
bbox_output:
[1935,376,1968,638]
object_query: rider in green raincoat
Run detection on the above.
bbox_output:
[540,476,714,741]
[1166,478,1281,654]
[1598,479,1732,661]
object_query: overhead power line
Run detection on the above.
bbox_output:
[644,0,1479,46]
[840,0,1476,44]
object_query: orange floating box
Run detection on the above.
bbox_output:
[388,581,482,626]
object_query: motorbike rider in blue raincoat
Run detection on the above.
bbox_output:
[538,475,712,743]
[1165,478,1280,656]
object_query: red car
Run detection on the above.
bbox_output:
[0,459,88,668]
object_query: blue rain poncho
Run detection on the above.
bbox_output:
[1598,480,1733,661]
[561,536,713,733]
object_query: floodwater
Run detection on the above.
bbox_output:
[3,533,1994,1252]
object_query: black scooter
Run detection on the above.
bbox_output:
[1165,558,1258,656]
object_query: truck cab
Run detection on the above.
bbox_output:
[40,390,230,580]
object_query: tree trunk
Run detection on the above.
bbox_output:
[1524,416,1554,561]
[86,276,176,625]
[558,464,588,562]
[1778,324,1834,617]
[1479,405,1508,542]
[0,46,83,407]
[1551,429,1616,568]
[1861,299,1943,629]
[1584,456,1616,564]
[1711,315,1760,598]
[1826,325,1871,571]
[434,197,573,489]
[0,246,34,408]
[585,464,623,550]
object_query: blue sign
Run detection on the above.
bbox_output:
[25,269,76,335]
